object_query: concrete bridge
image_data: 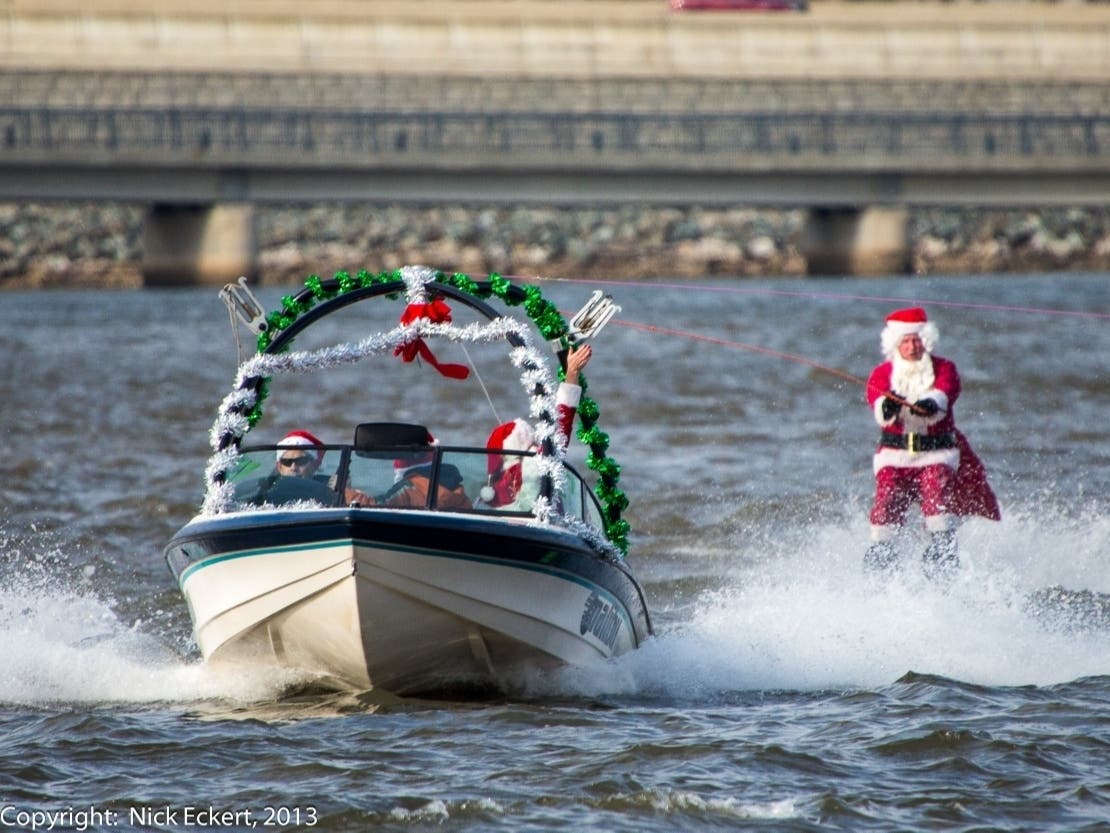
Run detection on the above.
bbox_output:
[2,1,1109,280]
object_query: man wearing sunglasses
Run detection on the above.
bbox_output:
[275,429,327,477]
[272,429,372,506]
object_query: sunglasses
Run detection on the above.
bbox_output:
[279,455,314,468]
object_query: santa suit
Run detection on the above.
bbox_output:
[862,307,1000,576]
[865,339,1000,551]
[484,382,581,509]
[866,353,962,539]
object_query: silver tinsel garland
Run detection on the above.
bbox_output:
[201,270,574,533]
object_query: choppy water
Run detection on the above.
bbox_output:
[2,272,1108,832]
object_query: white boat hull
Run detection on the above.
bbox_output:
[170,509,650,695]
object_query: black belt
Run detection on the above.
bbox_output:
[879,432,956,453]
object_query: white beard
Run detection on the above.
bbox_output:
[890,353,935,401]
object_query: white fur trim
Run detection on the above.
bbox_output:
[870,524,896,542]
[392,461,429,480]
[873,446,959,474]
[924,514,955,533]
[881,320,939,358]
[502,418,536,452]
[556,382,582,409]
[275,435,318,461]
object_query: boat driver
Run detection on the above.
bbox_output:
[276,429,372,505]
[275,429,326,477]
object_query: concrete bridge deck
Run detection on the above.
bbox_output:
[3,1,1110,81]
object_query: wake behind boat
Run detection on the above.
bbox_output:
[165,266,652,696]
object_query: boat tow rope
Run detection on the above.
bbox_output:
[610,319,941,413]
[614,318,870,386]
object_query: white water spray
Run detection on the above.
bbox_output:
[0,547,303,708]
[547,498,1110,698]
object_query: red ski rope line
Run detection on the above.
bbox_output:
[608,318,927,410]
[530,275,1110,321]
[610,318,870,388]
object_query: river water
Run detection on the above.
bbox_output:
[1,272,1108,832]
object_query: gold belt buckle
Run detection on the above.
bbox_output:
[906,432,919,454]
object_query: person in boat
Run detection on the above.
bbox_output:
[383,445,472,510]
[345,431,472,511]
[275,429,372,506]
[480,343,592,510]
[274,429,328,479]
[863,307,1000,577]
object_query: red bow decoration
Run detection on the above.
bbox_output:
[394,299,470,380]
[400,298,453,327]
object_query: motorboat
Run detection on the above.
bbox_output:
[165,266,653,696]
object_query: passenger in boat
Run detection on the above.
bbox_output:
[383,447,472,511]
[863,308,999,578]
[275,429,373,506]
[344,431,471,510]
[479,343,592,510]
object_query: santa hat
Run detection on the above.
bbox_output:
[276,429,325,463]
[881,307,939,357]
[479,419,535,504]
[484,419,536,475]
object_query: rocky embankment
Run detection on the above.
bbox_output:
[2,202,1109,289]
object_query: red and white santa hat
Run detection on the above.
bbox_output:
[484,419,536,475]
[479,419,536,503]
[275,429,326,463]
[880,307,939,357]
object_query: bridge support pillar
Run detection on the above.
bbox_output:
[141,203,256,286]
[800,206,910,277]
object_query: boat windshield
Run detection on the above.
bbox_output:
[226,444,606,531]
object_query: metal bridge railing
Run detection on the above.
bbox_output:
[1,107,1107,170]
